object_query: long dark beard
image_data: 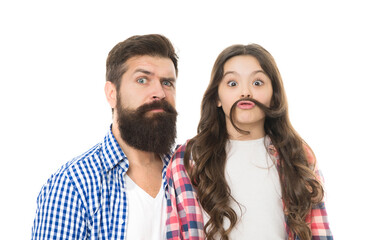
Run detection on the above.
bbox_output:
[116,97,177,154]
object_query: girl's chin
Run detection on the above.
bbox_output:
[233,118,265,129]
[235,118,263,125]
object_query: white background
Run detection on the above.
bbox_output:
[1,0,377,239]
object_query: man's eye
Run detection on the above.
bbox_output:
[253,80,263,86]
[162,80,172,87]
[227,81,238,87]
[137,77,147,84]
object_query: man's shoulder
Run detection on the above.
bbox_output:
[40,142,105,201]
[60,142,104,178]
[33,141,108,237]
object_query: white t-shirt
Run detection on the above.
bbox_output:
[125,174,166,240]
[203,138,286,239]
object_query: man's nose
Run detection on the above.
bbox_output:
[151,80,166,101]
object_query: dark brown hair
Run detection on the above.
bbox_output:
[184,44,324,240]
[106,34,178,91]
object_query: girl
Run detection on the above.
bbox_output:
[166,44,332,240]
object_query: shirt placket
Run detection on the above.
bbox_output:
[118,160,129,239]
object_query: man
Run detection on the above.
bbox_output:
[32,34,179,239]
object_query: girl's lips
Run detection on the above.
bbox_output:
[237,101,255,109]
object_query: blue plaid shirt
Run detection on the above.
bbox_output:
[31,126,172,239]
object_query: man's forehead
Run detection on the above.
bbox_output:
[125,55,176,77]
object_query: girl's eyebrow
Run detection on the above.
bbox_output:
[223,71,237,78]
[223,69,267,78]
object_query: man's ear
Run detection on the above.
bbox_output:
[105,81,117,109]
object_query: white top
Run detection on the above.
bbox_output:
[203,138,286,239]
[125,174,166,240]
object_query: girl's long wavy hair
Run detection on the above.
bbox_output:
[183,44,324,240]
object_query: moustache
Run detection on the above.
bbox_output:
[228,97,286,135]
[230,97,285,119]
[136,100,177,116]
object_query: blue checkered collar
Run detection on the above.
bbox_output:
[100,125,128,173]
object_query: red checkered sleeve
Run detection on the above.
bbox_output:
[305,146,333,240]
[166,142,205,240]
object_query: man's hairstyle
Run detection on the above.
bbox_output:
[106,34,178,90]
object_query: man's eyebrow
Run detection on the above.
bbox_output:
[161,77,176,83]
[133,69,152,75]
[133,68,176,81]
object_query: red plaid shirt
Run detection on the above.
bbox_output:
[166,139,333,240]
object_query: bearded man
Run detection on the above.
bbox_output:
[32,34,179,240]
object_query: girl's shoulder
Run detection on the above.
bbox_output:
[266,136,317,165]
[303,144,316,164]
[168,139,191,171]
[172,139,190,159]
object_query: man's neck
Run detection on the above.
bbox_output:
[112,123,163,198]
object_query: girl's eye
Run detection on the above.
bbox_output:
[253,80,263,86]
[162,80,172,87]
[137,77,147,84]
[227,81,238,87]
